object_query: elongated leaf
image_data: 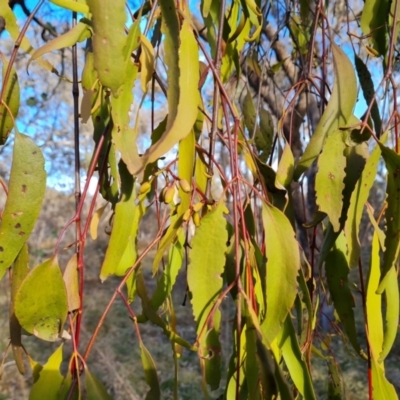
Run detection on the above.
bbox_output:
[371,356,398,400]
[63,254,80,312]
[315,130,346,232]
[28,20,91,71]
[50,0,89,13]
[327,358,344,399]
[10,245,29,375]
[87,0,127,96]
[134,19,199,174]
[140,342,161,400]
[86,367,112,400]
[0,132,46,279]
[188,203,227,390]
[140,34,154,93]
[380,266,399,361]
[295,44,357,179]
[15,256,68,341]
[360,0,389,57]
[278,316,316,399]
[0,53,20,144]
[325,232,362,356]
[345,140,381,267]
[100,165,135,281]
[261,202,300,344]
[29,344,64,400]
[377,143,400,290]
[354,55,382,136]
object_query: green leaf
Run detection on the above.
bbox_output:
[354,55,382,136]
[327,358,344,399]
[315,130,346,232]
[135,19,200,174]
[261,202,300,344]
[278,316,316,399]
[100,165,135,281]
[28,19,91,70]
[377,143,400,291]
[15,256,68,342]
[86,367,112,400]
[360,0,389,58]
[295,43,357,180]
[86,0,127,96]
[140,342,161,400]
[63,254,80,312]
[188,203,227,390]
[50,0,89,13]
[140,34,154,93]
[0,53,20,144]
[345,140,381,267]
[371,356,398,400]
[10,245,29,375]
[325,232,363,356]
[29,344,64,400]
[379,266,399,361]
[0,132,46,279]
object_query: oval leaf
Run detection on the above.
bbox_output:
[15,256,68,341]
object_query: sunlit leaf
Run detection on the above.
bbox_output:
[315,130,346,232]
[295,43,357,179]
[140,34,154,93]
[87,0,127,96]
[0,53,20,144]
[63,254,80,312]
[50,0,89,13]
[15,256,68,342]
[261,202,300,344]
[29,344,64,400]
[0,132,46,279]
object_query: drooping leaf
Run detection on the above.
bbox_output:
[100,164,135,281]
[86,0,127,96]
[63,254,80,312]
[327,357,345,399]
[345,139,381,267]
[188,203,227,390]
[325,232,363,356]
[315,130,346,232]
[370,356,398,400]
[134,19,199,174]
[15,256,68,342]
[295,43,357,179]
[29,344,64,400]
[28,19,92,70]
[354,55,382,136]
[261,202,300,344]
[140,34,154,93]
[0,53,20,144]
[360,0,389,58]
[90,204,107,240]
[0,132,46,279]
[85,367,112,400]
[140,342,161,400]
[377,143,400,291]
[10,244,29,375]
[278,315,316,399]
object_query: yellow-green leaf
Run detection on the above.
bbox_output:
[261,202,300,344]
[140,342,161,400]
[0,132,46,279]
[0,53,20,144]
[315,130,346,232]
[15,256,68,342]
[86,367,112,400]
[86,0,127,96]
[135,20,199,174]
[29,344,64,400]
[295,43,357,180]
[63,254,80,312]
[139,34,154,93]
[50,0,89,13]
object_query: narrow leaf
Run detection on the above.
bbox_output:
[139,34,154,93]
[63,254,80,312]
[0,132,46,279]
[86,367,112,400]
[0,53,20,144]
[295,43,357,179]
[140,342,161,400]
[15,256,68,341]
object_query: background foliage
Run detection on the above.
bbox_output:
[0,0,400,398]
